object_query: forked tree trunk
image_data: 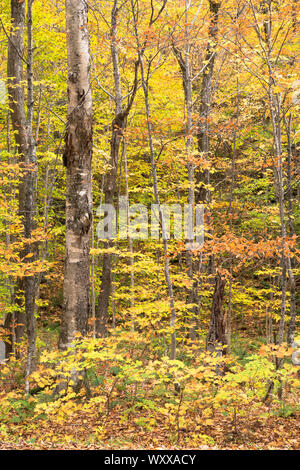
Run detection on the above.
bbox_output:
[250,0,288,399]
[59,0,93,350]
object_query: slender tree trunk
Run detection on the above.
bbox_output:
[265,13,287,349]
[173,16,197,340]
[123,141,135,314]
[196,0,221,206]
[249,0,289,353]
[96,0,138,336]
[24,0,38,392]
[96,1,121,337]
[226,75,239,351]
[6,0,37,362]
[249,2,288,400]
[6,1,37,381]
[131,0,176,360]
[59,0,93,350]
[5,0,27,358]
[2,115,15,355]
[284,115,297,346]
[196,0,221,283]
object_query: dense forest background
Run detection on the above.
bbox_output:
[0,0,299,450]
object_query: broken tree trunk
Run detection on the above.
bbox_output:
[206,272,227,355]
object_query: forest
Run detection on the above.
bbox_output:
[0,0,299,451]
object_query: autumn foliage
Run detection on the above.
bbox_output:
[0,0,299,450]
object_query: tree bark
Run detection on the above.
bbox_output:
[206,272,227,354]
[196,0,221,206]
[6,0,27,359]
[284,115,297,346]
[59,0,93,350]
[24,0,38,392]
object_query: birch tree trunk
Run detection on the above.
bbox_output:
[59,0,93,350]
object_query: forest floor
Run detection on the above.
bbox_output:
[0,328,299,450]
[0,374,299,450]
[0,408,299,450]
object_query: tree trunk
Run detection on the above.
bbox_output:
[6,0,27,359]
[284,115,297,346]
[131,0,176,360]
[96,0,138,337]
[173,6,198,340]
[59,0,93,350]
[196,1,221,285]
[24,0,38,392]
[206,272,227,354]
[196,0,221,206]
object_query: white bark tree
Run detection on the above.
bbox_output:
[59,0,93,350]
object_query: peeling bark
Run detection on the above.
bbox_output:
[59,0,93,350]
